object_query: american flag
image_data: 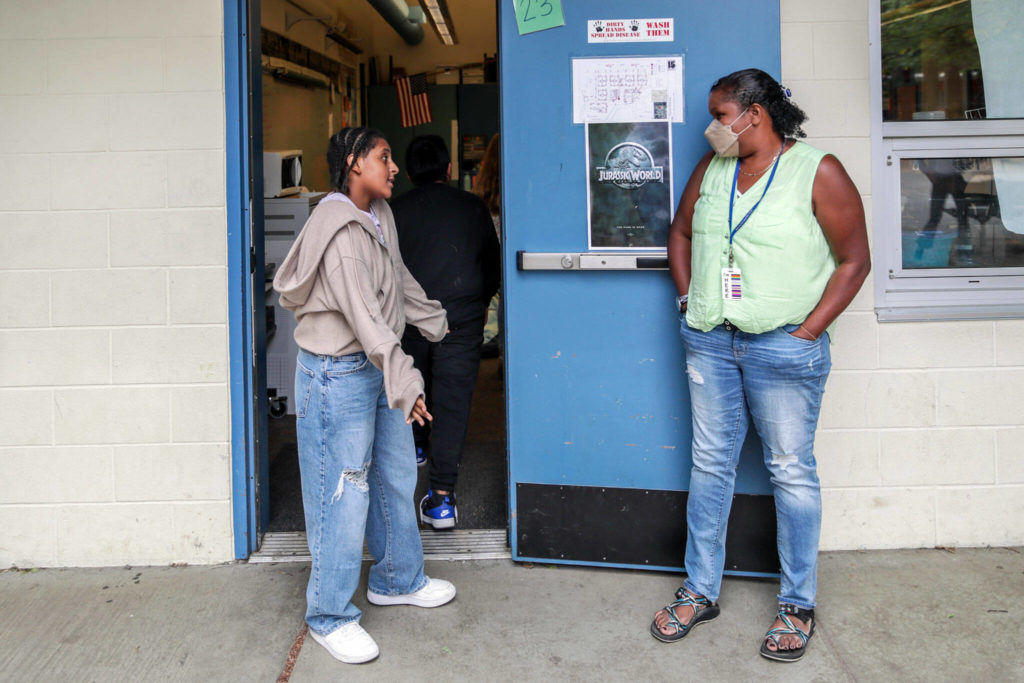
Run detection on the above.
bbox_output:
[395,73,432,127]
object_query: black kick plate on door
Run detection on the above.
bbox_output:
[515,483,779,574]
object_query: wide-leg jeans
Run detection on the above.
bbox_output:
[294,348,428,636]
[679,322,831,610]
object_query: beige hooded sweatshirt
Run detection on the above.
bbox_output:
[272,197,447,419]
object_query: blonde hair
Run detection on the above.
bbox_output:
[473,134,501,215]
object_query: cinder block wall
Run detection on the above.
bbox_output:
[0,1,233,566]
[781,0,1024,550]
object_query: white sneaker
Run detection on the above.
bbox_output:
[309,621,379,664]
[366,577,456,608]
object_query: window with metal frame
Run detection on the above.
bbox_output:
[871,0,1024,321]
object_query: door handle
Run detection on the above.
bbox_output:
[516,251,669,271]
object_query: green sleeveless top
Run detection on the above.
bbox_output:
[686,141,836,336]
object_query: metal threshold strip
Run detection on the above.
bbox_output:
[249,529,510,563]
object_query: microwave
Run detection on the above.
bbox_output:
[263,149,303,197]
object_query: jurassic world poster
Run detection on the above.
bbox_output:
[586,121,673,249]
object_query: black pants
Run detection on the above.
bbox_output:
[402,322,483,491]
[921,162,968,235]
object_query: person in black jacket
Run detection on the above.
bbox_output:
[391,135,501,529]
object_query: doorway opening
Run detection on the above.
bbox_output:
[252,0,506,557]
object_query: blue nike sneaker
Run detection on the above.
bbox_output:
[415,446,427,467]
[420,489,457,530]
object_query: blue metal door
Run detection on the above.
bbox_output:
[501,0,782,573]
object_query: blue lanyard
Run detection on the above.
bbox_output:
[727,145,784,265]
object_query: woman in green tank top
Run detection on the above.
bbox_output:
[650,69,870,663]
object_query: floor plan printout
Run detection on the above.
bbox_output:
[572,56,684,124]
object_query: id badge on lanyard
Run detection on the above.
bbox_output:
[724,145,783,302]
[722,266,742,300]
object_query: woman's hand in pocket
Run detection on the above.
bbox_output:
[788,323,818,341]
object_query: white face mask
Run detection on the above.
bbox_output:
[703,107,752,157]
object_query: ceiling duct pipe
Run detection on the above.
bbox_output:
[366,0,425,45]
[287,0,364,54]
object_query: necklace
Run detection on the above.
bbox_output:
[738,152,780,177]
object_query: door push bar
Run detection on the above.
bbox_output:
[516,251,669,271]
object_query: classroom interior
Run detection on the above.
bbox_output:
[258,0,505,537]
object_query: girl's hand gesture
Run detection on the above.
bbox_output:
[407,396,432,426]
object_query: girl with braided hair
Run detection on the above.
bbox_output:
[651,69,870,662]
[274,127,456,664]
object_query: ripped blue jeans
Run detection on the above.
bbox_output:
[679,322,831,610]
[294,349,427,635]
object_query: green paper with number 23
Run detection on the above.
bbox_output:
[514,0,565,35]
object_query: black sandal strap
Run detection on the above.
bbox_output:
[675,587,711,606]
[781,603,814,624]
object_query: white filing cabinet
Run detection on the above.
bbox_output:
[264,192,325,415]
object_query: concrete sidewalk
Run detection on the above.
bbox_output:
[1,547,1022,681]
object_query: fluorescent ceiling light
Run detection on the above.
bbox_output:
[418,0,456,45]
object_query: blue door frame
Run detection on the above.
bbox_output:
[226,0,268,559]
[500,1,782,573]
